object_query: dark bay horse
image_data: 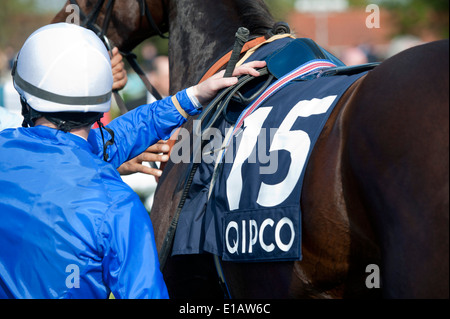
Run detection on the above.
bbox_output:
[54,0,449,298]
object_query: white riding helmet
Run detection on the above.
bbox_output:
[13,23,113,113]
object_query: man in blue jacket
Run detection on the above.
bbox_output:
[0,23,264,299]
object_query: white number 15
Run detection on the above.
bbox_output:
[226,95,337,210]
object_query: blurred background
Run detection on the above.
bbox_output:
[1,0,448,110]
[1,0,448,210]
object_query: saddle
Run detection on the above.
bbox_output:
[199,37,380,134]
[267,38,379,79]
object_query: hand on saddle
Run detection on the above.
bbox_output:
[191,60,267,106]
[117,140,170,178]
[111,47,128,91]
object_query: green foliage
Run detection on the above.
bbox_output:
[264,0,296,21]
[381,0,449,38]
[348,0,369,7]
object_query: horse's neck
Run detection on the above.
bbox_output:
[167,0,274,92]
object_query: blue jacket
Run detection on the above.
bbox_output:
[0,90,200,299]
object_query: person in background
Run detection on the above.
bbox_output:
[147,55,170,103]
[340,46,369,66]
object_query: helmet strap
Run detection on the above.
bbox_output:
[96,120,115,162]
[44,112,103,133]
[20,97,114,162]
[20,97,104,133]
[21,97,41,128]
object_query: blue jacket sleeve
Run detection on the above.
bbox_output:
[88,88,201,168]
[99,192,169,299]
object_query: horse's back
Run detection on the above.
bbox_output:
[345,40,449,298]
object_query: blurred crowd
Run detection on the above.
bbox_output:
[338,35,425,66]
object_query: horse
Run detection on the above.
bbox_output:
[53,0,449,298]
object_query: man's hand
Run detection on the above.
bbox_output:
[117,141,170,178]
[191,60,266,105]
[116,61,266,178]
[111,47,128,91]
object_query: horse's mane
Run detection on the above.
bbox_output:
[234,0,275,35]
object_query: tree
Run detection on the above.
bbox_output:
[381,0,449,38]
[265,0,296,22]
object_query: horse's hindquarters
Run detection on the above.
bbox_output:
[346,40,449,298]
